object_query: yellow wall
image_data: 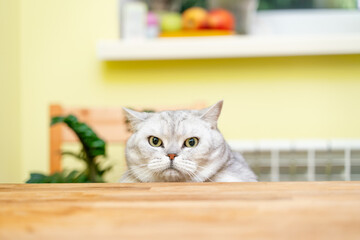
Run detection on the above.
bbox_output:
[0,0,21,183]
[1,0,360,182]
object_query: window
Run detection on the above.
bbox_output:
[146,0,359,12]
[258,0,358,10]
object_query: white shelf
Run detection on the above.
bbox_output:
[97,34,360,60]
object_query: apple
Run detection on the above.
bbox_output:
[160,12,182,32]
[182,7,208,30]
[207,8,235,30]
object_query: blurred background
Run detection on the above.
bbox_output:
[1,0,360,183]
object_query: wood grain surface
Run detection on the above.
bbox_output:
[1,182,360,240]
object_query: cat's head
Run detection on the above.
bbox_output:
[123,101,226,182]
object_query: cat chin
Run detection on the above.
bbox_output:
[160,168,185,182]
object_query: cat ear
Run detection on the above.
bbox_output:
[122,107,150,131]
[199,100,223,128]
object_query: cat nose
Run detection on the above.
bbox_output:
[167,153,177,160]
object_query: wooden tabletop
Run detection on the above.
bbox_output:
[1,182,360,240]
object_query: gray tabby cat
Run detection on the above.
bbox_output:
[120,101,257,182]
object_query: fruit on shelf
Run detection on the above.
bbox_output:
[207,8,235,30]
[160,12,182,32]
[159,29,234,38]
[182,7,208,30]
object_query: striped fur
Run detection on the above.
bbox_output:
[120,101,257,182]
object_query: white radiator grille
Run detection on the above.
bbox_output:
[229,140,360,182]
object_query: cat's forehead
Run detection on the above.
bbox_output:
[159,110,193,122]
[142,110,204,137]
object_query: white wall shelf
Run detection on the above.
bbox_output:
[97,34,360,61]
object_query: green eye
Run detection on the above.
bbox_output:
[149,136,162,147]
[184,137,199,148]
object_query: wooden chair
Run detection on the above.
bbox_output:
[49,102,206,173]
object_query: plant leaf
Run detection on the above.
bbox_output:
[51,115,106,159]
[65,170,80,183]
[26,173,48,183]
[26,170,92,183]
[50,116,65,126]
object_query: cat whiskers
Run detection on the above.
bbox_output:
[129,165,155,182]
[173,163,202,182]
[187,170,203,182]
[175,164,214,183]
[148,159,171,176]
[184,169,204,182]
[198,171,214,182]
[192,165,214,182]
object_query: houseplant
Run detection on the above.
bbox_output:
[27,115,111,183]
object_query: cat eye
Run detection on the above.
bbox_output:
[184,137,199,148]
[148,136,163,147]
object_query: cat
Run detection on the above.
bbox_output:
[120,101,257,183]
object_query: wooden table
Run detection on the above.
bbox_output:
[1,182,360,240]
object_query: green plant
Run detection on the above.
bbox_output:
[180,0,208,12]
[27,115,111,183]
[258,0,357,10]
